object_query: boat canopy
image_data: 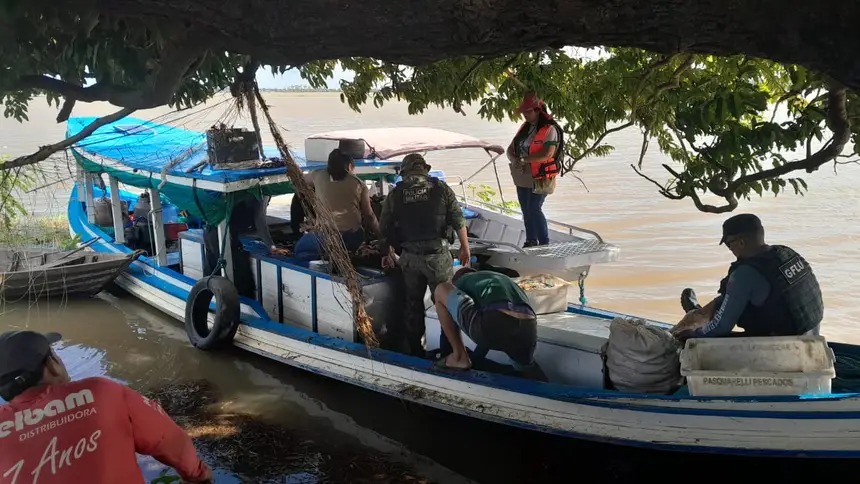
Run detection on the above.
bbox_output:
[305,127,505,162]
[68,116,402,225]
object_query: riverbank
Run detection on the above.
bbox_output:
[0,214,77,249]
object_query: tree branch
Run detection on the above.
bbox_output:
[716,86,850,196]
[571,53,692,171]
[55,76,83,123]
[56,98,78,123]
[648,85,851,213]
[631,163,683,200]
[0,107,135,171]
[13,30,206,112]
[571,121,634,165]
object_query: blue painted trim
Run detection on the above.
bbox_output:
[255,258,262,304]
[276,266,283,323]
[311,275,318,333]
[67,187,860,423]
[566,303,669,327]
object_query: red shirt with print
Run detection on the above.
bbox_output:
[0,376,208,484]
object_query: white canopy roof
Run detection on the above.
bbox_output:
[306,127,505,160]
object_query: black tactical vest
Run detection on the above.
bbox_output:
[718,245,823,336]
[390,177,447,244]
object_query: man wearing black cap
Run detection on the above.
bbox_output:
[672,214,823,339]
[0,331,212,483]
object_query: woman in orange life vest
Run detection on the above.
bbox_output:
[506,93,562,247]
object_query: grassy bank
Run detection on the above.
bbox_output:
[0,214,79,250]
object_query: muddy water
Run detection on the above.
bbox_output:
[0,295,468,483]
[1,94,859,482]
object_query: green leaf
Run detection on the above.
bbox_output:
[752,183,763,196]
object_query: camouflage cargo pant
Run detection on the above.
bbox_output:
[399,250,454,356]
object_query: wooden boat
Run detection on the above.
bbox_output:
[0,246,140,301]
[64,115,860,458]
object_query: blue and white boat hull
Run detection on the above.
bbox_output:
[67,187,860,458]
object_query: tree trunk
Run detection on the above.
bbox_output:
[77,0,860,89]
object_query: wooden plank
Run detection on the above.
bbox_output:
[84,174,96,224]
[76,165,86,202]
[255,261,280,320]
[149,188,168,266]
[279,267,313,330]
[109,177,125,244]
[180,239,203,276]
[35,255,87,270]
[315,278,354,341]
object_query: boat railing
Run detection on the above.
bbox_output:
[448,175,605,243]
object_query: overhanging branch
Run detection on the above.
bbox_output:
[644,86,851,213]
[13,30,206,112]
[0,107,135,171]
[716,87,850,196]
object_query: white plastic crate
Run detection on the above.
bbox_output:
[514,274,570,315]
[679,336,836,397]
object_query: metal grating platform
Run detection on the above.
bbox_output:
[453,238,618,259]
[523,239,618,258]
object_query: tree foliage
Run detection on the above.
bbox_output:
[298,49,859,212]
[0,4,254,169]
[0,2,858,213]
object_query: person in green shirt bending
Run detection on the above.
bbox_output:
[434,267,538,373]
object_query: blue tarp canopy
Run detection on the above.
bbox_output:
[66,116,402,184]
[67,116,402,225]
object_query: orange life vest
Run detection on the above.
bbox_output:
[526,123,560,180]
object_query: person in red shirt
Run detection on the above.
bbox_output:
[0,330,213,484]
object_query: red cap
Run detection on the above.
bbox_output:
[517,93,542,113]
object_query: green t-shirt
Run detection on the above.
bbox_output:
[454,271,531,309]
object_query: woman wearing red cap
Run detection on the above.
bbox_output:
[506,93,563,247]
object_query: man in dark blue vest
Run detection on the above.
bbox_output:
[672,213,823,339]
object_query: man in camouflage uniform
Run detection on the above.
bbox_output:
[380,154,471,357]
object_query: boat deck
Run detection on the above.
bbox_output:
[536,310,613,353]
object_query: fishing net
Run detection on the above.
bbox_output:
[230,81,379,349]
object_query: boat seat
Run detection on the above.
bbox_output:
[36,256,88,270]
[535,311,611,354]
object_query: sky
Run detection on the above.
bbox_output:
[255,65,354,90]
[253,47,604,90]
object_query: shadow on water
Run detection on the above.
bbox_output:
[1,291,857,483]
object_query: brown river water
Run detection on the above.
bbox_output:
[1,93,859,482]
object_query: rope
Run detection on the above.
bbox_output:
[578,270,588,305]
[244,81,379,348]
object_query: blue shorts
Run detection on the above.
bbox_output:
[445,288,537,368]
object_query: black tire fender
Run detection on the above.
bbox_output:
[184,276,240,350]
